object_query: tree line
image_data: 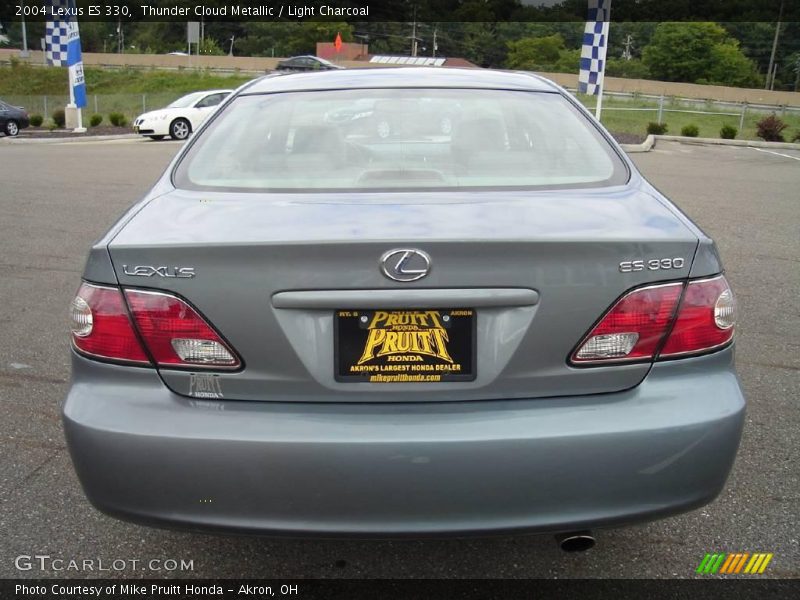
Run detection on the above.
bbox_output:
[2,19,799,90]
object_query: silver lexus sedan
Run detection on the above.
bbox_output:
[63,68,744,548]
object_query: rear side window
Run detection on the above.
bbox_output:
[174,88,627,192]
[196,93,227,108]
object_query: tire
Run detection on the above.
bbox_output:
[147,135,166,141]
[169,118,191,141]
[4,120,19,137]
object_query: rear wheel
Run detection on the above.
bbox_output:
[148,135,165,141]
[4,120,19,137]
[169,118,191,141]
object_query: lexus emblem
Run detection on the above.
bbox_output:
[380,249,431,282]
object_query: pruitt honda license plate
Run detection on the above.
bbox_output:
[335,309,476,383]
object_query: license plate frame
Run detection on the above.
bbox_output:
[334,309,476,383]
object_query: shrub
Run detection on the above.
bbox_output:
[51,109,65,128]
[756,113,787,142]
[720,124,738,139]
[29,114,43,127]
[89,114,103,127]
[646,122,668,135]
[792,130,800,143]
[108,112,127,127]
[680,124,699,137]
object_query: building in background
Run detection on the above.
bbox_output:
[315,41,478,68]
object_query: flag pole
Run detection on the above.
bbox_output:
[66,0,86,132]
[71,86,84,132]
[66,60,82,132]
[595,77,604,120]
[595,2,611,121]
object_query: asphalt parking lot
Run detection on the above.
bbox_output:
[0,138,797,579]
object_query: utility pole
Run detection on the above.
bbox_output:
[411,8,418,57]
[19,0,30,58]
[355,34,369,59]
[228,35,235,57]
[765,0,784,90]
[411,3,417,56]
[621,34,633,61]
[432,26,438,58]
[794,54,800,92]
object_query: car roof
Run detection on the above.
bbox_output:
[243,67,561,95]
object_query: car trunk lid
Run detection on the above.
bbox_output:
[107,186,698,403]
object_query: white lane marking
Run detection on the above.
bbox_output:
[751,147,800,161]
[53,138,182,146]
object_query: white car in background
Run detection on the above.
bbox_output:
[133,89,232,141]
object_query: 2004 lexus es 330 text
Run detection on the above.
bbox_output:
[63,68,744,545]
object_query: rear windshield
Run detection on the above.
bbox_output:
[173,88,627,192]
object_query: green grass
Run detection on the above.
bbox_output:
[0,62,254,123]
[0,62,253,95]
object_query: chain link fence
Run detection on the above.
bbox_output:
[570,90,800,140]
[5,90,800,140]
[4,93,183,123]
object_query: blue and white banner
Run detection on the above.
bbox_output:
[578,0,611,96]
[45,0,86,108]
[44,18,69,67]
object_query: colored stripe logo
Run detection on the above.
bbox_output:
[696,553,773,574]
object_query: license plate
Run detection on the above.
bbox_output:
[335,309,475,383]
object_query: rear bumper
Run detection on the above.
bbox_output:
[63,348,745,537]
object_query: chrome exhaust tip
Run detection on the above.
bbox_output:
[555,531,596,552]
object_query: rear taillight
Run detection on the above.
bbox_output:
[69,283,149,364]
[571,283,683,364]
[124,289,241,369]
[570,275,735,365]
[69,283,241,369]
[660,275,735,357]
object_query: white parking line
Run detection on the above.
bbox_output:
[52,138,183,146]
[751,147,800,161]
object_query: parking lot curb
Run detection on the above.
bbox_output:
[621,135,656,153]
[0,133,141,144]
[622,134,800,153]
